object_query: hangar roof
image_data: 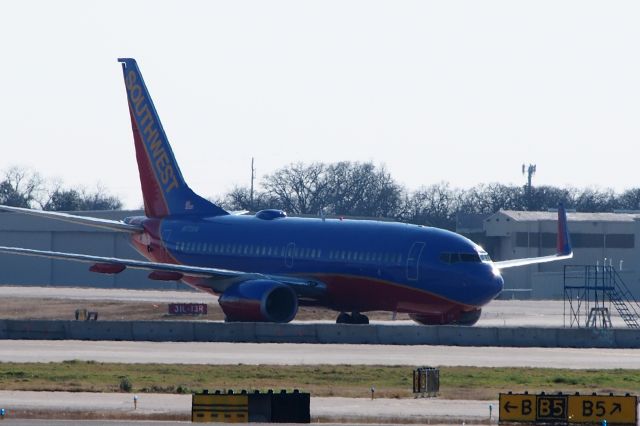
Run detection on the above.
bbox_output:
[488,210,640,223]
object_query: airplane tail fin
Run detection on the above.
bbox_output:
[117,58,228,218]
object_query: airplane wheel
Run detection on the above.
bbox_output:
[352,312,369,325]
[336,312,352,324]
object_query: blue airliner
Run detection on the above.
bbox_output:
[0,59,573,325]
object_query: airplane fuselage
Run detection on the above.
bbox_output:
[129,211,504,324]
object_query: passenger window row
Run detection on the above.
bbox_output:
[175,242,322,259]
[173,241,403,265]
[328,250,402,265]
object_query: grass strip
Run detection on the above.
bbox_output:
[0,361,638,400]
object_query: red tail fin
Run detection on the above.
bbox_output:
[118,58,228,218]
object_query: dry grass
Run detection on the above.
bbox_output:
[0,362,638,400]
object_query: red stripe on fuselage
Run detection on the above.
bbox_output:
[303,273,473,316]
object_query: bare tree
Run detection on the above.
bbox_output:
[572,187,617,212]
[617,188,640,211]
[221,186,278,212]
[324,162,403,217]
[527,185,575,211]
[458,183,524,214]
[0,167,44,208]
[42,184,122,211]
[262,163,329,215]
[402,182,460,229]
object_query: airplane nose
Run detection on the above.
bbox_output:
[465,269,505,306]
[492,273,504,298]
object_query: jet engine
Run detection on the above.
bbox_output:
[410,308,482,326]
[218,279,298,323]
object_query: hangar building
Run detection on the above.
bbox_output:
[479,210,640,299]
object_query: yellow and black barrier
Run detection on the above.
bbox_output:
[192,391,248,423]
[192,389,310,423]
[499,392,637,425]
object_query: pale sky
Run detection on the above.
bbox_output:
[1,1,639,209]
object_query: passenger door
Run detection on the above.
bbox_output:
[285,242,295,268]
[406,242,425,281]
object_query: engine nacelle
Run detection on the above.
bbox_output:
[218,279,298,323]
[410,308,482,326]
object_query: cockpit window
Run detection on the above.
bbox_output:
[440,251,489,264]
[460,253,481,262]
[439,253,456,263]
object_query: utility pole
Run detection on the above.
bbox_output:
[250,157,255,211]
[522,163,536,210]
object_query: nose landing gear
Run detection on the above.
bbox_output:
[336,311,369,324]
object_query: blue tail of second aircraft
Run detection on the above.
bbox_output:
[118,58,228,218]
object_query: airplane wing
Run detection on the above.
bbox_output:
[0,205,324,298]
[0,205,142,233]
[0,245,326,298]
[492,204,573,269]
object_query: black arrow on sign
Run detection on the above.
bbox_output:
[610,403,622,415]
[504,402,517,413]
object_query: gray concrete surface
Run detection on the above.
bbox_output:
[0,390,493,423]
[0,285,204,303]
[2,318,639,347]
[0,340,639,369]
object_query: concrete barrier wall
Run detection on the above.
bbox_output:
[1,320,639,348]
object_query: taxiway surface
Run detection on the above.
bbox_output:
[0,390,494,423]
[0,340,638,368]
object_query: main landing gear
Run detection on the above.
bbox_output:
[336,311,369,325]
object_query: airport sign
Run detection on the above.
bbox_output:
[499,393,637,425]
[499,393,536,422]
[567,394,637,425]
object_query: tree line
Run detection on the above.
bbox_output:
[221,161,640,230]
[3,163,640,231]
[0,167,122,211]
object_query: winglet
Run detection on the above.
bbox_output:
[492,202,573,269]
[556,203,572,256]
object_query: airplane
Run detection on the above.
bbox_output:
[0,58,573,325]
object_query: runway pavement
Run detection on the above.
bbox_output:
[1,340,639,368]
